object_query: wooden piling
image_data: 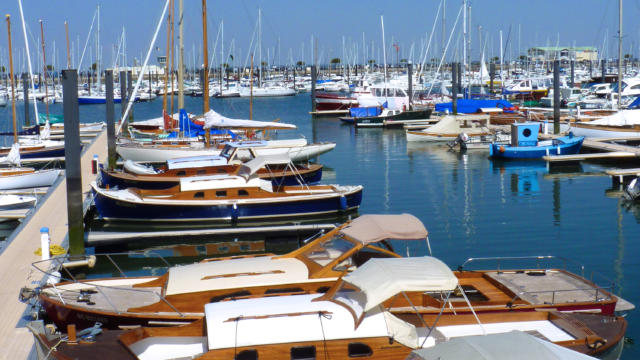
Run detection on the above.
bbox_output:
[311,64,317,113]
[23,73,30,126]
[452,62,458,114]
[105,69,116,170]
[553,60,560,134]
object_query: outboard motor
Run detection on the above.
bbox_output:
[624,177,640,201]
[448,132,469,151]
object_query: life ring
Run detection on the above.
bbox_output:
[499,145,506,153]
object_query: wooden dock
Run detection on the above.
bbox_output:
[539,133,640,163]
[0,129,107,360]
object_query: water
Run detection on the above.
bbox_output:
[13,93,639,357]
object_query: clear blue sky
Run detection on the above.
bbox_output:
[0,0,634,71]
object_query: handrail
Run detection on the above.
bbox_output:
[508,286,614,307]
[458,255,617,296]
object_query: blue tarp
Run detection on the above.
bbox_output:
[349,107,382,118]
[435,99,514,114]
[168,109,237,138]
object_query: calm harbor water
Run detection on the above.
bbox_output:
[3,93,639,357]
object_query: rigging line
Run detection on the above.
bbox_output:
[77,8,97,72]
[427,4,463,97]
[318,311,330,360]
[17,0,39,127]
[417,0,442,80]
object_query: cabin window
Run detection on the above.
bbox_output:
[522,128,532,137]
[216,190,227,197]
[197,169,206,175]
[291,346,316,360]
[348,343,373,357]
[235,349,258,360]
[176,170,186,176]
[238,189,249,196]
[193,191,205,199]
[210,290,251,303]
[265,287,304,295]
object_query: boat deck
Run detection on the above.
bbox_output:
[43,284,163,313]
[485,270,609,305]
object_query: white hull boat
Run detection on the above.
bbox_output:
[0,169,61,190]
[117,140,336,163]
[0,194,36,210]
[239,86,296,97]
[570,110,640,138]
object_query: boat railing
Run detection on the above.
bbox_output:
[29,252,185,317]
[458,255,618,296]
[508,286,614,307]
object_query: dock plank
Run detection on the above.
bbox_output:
[0,129,107,360]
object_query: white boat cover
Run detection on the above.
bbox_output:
[133,112,183,127]
[237,154,292,180]
[339,214,428,244]
[407,330,596,360]
[0,143,21,166]
[202,109,296,130]
[340,257,458,312]
[166,155,227,170]
[178,175,272,192]
[203,294,413,350]
[588,109,640,126]
[123,160,158,175]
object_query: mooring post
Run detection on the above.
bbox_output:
[589,60,592,79]
[311,65,317,113]
[62,69,84,255]
[119,71,127,117]
[105,70,116,170]
[127,70,133,123]
[457,62,463,99]
[452,63,458,115]
[601,59,606,83]
[553,60,560,134]
[22,73,30,126]
[407,62,413,110]
[490,63,495,94]
[570,60,575,88]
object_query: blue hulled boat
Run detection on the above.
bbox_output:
[490,123,584,159]
[91,175,362,223]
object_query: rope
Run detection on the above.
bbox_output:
[34,244,66,256]
[318,311,331,360]
[233,316,240,359]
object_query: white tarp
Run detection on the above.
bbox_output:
[0,143,21,166]
[202,109,296,130]
[340,257,458,312]
[407,330,597,360]
[589,109,640,126]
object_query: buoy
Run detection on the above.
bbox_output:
[499,146,506,153]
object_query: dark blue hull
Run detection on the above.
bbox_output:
[490,137,584,159]
[20,146,67,159]
[99,167,323,190]
[78,97,122,104]
[93,186,362,223]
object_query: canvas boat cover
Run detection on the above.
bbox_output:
[419,115,490,136]
[435,99,513,114]
[202,109,296,130]
[166,155,227,170]
[237,154,292,180]
[339,214,428,244]
[349,106,382,118]
[407,330,597,360]
[587,109,640,126]
[340,257,458,312]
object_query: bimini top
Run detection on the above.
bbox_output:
[339,257,458,312]
[408,330,597,360]
[237,154,292,180]
[339,214,428,245]
[202,109,297,130]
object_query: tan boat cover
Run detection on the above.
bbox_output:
[421,114,490,135]
[237,154,292,180]
[339,214,428,244]
[341,257,458,312]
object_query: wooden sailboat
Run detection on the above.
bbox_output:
[37,214,630,331]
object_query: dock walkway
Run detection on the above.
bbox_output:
[0,129,107,360]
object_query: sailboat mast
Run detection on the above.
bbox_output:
[381,16,387,88]
[162,0,172,112]
[617,0,622,108]
[6,15,17,144]
[40,20,49,124]
[178,0,184,109]
[169,0,175,115]
[18,0,39,122]
[202,0,209,113]
[96,5,101,90]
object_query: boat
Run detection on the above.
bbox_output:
[407,331,600,360]
[36,214,630,330]
[239,85,296,97]
[90,171,362,223]
[502,77,553,100]
[340,107,433,128]
[0,194,36,210]
[0,168,60,190]
[490,123,584,159]
[357,84,410,110]
[315,91,358,111]
[99,152,323,189]
[33,257,627,359]
[406,115,492,142]
[570,109,640,138]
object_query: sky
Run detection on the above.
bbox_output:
[0,0,636,71]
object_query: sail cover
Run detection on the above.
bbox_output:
[202,110,296,130]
